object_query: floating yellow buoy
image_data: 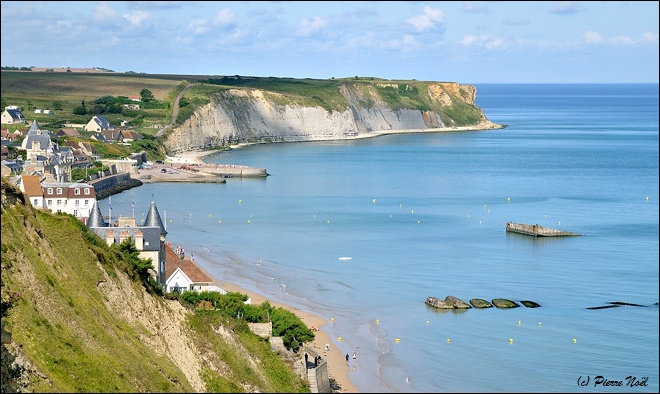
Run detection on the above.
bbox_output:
[417,220,420,224]
[247,219,251,223]
[411,209,414,214]
[376,319,379,324]
[218,220,222,223]
[573,338,577,344]
[447,338,450,343]
[372,198,376,203]
[395,338,400,343]
[389,214,392,218]
[338,337,342,341]
[507,197,511,201]
[646,196,649,200]
[538,322,542,326]
[189,213,192,216]
[509,338,513,344]
[238,199,242,204]
[484,204,487,207]
[426,321,429,325]
[518,320,521,325]
[331,317,334,321]
[558,220,561,225]
[209,214,212,217]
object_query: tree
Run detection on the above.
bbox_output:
[73,100,87,115]
[140,88,155,102]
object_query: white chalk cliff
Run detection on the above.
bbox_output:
[164,81,503,153]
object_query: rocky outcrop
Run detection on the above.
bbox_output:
[164,82,503,153]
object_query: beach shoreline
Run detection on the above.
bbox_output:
[164,123,505,165]
[218,281,359,393]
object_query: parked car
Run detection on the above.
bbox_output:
[161,168,167,173]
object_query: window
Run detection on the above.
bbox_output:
[47,188,53,194]
[47,199,52,206]
[56,199,62,206]
[56,188,62,195]
[75,188,80,195]
[75,200,80,207]
[84,200,89,206]
[84,188,90,195]
[73,209,78,217]
[33,199,38,206]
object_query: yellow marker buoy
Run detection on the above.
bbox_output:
[507,197,510,201]
[209,214,212,217]
[218,220,222,223]
[389,214,392,218]
[247,219,251,223]
[372,198,376,203]
[646,196,649,200]
[417,220,420,224]
[411,209,414,214]
[238,199,242,204]
[518,320,521,325]
[338,337,342,341]
[573,338,577,344]
[395,338,400,343]
[447,338,450,343]
[509,338,513,344]
[426,320,429,325]
[538,322,542,326]
[331,317,334,322]
[376,319,379,324]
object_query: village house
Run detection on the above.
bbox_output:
[88,199,169,288]
[84,115,114,133]
[56,127,82,138]
[1,106,26,124]
[164,246,221,293]
[18,174,45,209]
[41,180,96,220]
[21,120,72,182]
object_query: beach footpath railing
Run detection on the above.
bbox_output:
[304,347,331,393]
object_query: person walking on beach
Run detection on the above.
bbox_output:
[352,352,356,362]
[346,353,349,363]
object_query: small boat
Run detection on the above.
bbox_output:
[506,222,582,237]
[338,256,352,261]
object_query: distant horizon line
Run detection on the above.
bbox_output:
[1,67,657,84]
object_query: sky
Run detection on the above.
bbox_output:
[1,1,658,83]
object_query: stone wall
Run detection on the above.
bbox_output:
[90,173,143,200]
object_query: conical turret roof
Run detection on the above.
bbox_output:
[87,200,106,228]
[144,200,167,235]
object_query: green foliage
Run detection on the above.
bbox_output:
[140,88,155,102]
[178,291,314,352]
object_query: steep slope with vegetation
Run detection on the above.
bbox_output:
[0,178,310,393]
[164,77,503,152]
[2,71,502,159]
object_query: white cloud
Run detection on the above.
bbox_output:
[92,2,119,24]
[583,31,603,44]
[640,31,659,44]
[462,2,490,14]
[610,35,635,45]
[188,19,208,35]
[549,1,584,15]
[407,6,446,32]
[123,10,151,27]
[213,8,235,27]
[461,34,508,50]
[299,16,327,36]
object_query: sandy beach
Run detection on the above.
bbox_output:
[219,280,359,393]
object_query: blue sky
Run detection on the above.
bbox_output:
[1,1,658,83]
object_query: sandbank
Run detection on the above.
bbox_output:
[219,281,359,393]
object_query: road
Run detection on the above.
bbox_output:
[156,83,194,136]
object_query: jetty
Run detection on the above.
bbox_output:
[505,222,582,237]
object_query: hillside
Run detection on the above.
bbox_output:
[0,178,309,393]
[1,71,503,157]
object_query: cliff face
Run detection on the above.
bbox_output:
[164,81,502,153]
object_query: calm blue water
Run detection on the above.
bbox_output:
[104,84,659,393]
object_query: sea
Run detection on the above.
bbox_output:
[101,83,659,393]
